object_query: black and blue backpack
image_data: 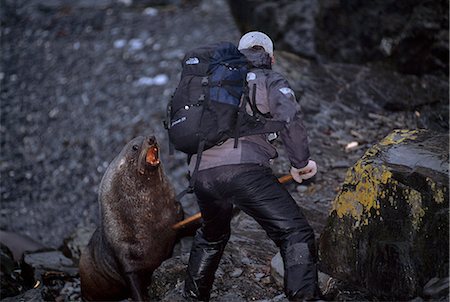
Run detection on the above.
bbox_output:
[165,42,284,195]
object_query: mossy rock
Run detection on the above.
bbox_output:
[319,129,449,300]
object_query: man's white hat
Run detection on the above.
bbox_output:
[238,31,274,58]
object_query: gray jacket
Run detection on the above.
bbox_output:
[189,48,310,172]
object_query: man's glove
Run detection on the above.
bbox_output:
[290,160,317,184]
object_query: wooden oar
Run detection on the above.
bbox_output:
[172,174,293,230]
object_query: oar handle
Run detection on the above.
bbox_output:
[277,174,293,184]
[171,173,293,230]
[172,212,202,230]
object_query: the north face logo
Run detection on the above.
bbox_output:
[185,57,199,65]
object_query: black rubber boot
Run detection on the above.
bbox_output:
[184,229,230,301]
[281,238,320,301]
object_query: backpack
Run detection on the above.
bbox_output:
[164,42,285,195]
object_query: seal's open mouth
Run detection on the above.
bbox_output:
[137,136,160,174]
[146,146,160,166]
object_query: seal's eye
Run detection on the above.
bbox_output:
[132,145,139,151]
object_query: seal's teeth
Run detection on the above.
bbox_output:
[146,146,159,165]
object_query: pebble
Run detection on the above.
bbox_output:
[230,268,243,278]
[135,74,168,86]
[143,7,158,16]
[330,160,350,169]
[296,185,308,193]
[128,39,144,51]
[113,39,127,48]
[254,272,265,281]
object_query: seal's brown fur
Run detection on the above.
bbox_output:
[79,136,182,301]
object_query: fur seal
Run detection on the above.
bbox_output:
[79,136,182,301]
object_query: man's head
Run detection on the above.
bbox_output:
[238,31,274,59]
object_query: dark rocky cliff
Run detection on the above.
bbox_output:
[227,0,449,77]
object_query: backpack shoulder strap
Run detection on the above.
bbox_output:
[246,68,273,120]
[233,83,250,148]
[236,68,287,138]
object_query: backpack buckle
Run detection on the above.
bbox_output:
[201,77,209,86]
[267,132,278,142]
[187,186,194,194]
[255,113,267,124]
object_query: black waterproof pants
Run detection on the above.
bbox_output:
[184,164,320,301]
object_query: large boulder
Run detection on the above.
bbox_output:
[227,0,449,76]
[319,129,449,300]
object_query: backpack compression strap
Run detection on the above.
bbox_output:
[175,77,210,201]
[175,139,205,201]
[234,84,250,148]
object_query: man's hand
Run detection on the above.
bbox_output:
[290,160,317,184]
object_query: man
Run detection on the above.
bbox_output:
[184,31,321,301]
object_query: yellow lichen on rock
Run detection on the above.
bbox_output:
[427,177,446,204]
[332,129,420,227]
[379,129,419,146]
[331,129,445,229]
[332,153,395,225]
[406,188,425,230]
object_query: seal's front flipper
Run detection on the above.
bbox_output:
[125,271,151,302]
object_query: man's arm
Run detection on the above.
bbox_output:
[267,72,310,169]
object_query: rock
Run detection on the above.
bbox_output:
[21,0,187,11]
[215,292,246,301]
[273,51,449,120]
[149,255,187,300]
[1,243,24,299]
[19,250,81,301]
[1,288,44,302]
[227,0,319,59]
[1,243,15,276]
[230,268,244,278]
[227,0,449,76]
[319,129,449,300]
[270,252,284,287]
[296,185,308,193]
[422,277,449,299]
[0,230,46,261]
[60,226,95,262]
[58,278,82,301]
[254,272,265,282]
[21,250,78,287]
[314,0,449,76]
[156,282,186,302]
